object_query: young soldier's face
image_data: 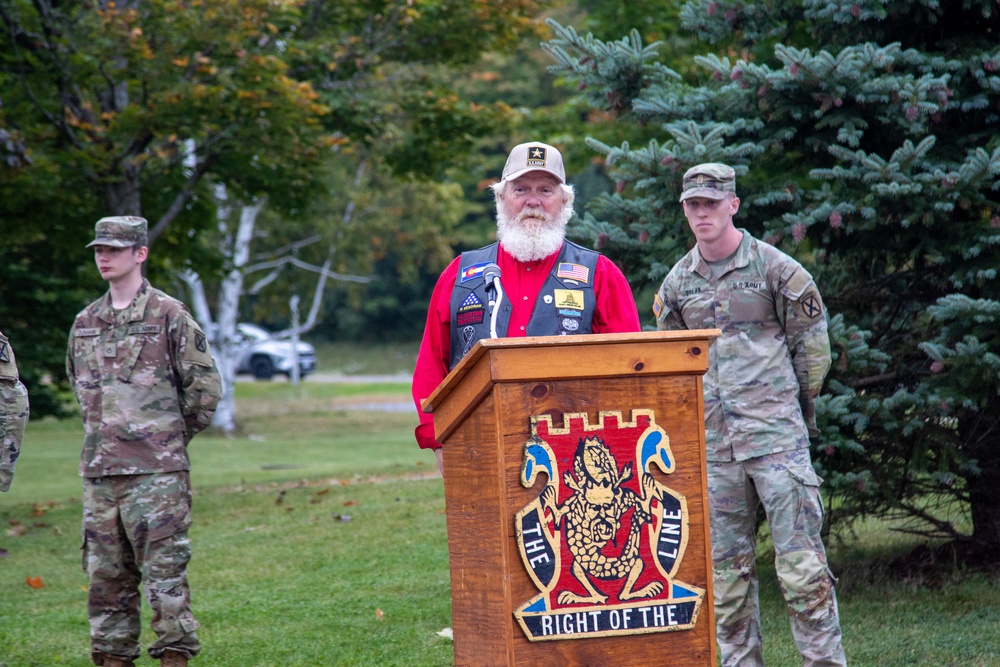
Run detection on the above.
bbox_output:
[682,194,740,245]
[93,245,146,283]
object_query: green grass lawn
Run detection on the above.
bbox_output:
[2,381,999,666]
[308,340,418,377]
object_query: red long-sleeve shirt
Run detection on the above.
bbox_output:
[411,243,641,449]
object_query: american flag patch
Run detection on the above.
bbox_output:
[459,292,483,311]
[557,263,590,283]
[460,262,490,283]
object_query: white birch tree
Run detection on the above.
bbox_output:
[179,167,370,434]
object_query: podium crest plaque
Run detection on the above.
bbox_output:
[514,410,706,641]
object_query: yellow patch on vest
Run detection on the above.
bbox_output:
[554,289,585,310]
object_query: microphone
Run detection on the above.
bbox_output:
[481,263,504,338]
[482,263,502,306]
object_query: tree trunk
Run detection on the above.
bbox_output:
[966,425,1000,550]
[210,195,262,434]
[104,161,143,216]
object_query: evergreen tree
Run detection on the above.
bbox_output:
[544,1,1000,554]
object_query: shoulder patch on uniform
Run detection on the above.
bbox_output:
[0,335,15,380]
[782,267,814,300]
[652,293,663,318]
[795,288,825,323]
[185,324,214,367]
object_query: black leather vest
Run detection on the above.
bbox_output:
[448,241,599,369]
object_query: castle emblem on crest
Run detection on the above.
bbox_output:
[513,410,705,641]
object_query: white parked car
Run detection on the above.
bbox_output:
[234,323,317,380]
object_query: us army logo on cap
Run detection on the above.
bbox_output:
[527,146,547,167]
[513,410,706,641]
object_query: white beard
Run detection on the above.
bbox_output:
[496,205,572,262]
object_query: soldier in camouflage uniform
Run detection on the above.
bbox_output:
[67,217,222,667]
[653,164,847,666]
[1,329,29,492]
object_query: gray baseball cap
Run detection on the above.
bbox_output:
[501,142,566,184]
[679,163,736,202]
[86,216,149,248]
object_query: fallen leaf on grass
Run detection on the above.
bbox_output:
[0,548,9,559]
[375,608,384,621]
[26,576,45,589]
[343,500,357,507]
[331,513,352,522]
[437,627,453,640]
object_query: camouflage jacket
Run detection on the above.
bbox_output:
[654,230,831,462]
[0,330,29,492]
[66,280,222,477]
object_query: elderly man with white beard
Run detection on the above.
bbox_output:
[412,141,641,473]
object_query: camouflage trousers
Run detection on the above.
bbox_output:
[708,449,846,666]
[82,472,200,663]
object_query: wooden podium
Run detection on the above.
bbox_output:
[422,330,720,667]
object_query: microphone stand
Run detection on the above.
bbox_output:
[488,276,504,339]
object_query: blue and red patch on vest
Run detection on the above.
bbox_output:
[460,262,491,283]
[456,292,485,325]
[514,410,705,641]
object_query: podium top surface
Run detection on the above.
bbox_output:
[421,329,720,417]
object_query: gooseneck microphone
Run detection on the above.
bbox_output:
[481,263,504,338]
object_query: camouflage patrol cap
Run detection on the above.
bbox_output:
[86,216,149,248]
[679,163,736,202]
